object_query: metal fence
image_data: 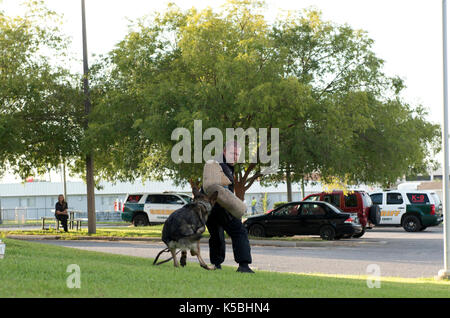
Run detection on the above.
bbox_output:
[0,208,123,226]
[70,211,123,222]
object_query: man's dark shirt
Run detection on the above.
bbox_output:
[219,155,235,192]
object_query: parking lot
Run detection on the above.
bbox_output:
[37,225,445,278]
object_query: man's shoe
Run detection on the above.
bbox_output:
[214,264,222,270]
[237,264,254,273]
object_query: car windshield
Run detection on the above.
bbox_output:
[322,202,343,214]
[304,195,320,201]
[180,195,193,203]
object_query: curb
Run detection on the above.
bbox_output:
[4,234,387,248]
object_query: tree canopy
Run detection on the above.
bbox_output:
[0,1,84,179]
[0,0,441,197]
[87,0,440,195]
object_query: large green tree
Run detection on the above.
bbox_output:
[269,9,440,191]
[88,0,440,199]
[0,1,85,180]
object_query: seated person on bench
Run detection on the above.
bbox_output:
[55,194,69,232]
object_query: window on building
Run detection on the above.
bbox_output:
[19,197,36,207]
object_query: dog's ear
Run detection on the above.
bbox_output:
[209,191,219,204]
[192,187,201,198]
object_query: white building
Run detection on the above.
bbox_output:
[0,179,387,220]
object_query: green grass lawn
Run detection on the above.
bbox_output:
[3,224,323,242]
[4,225,166,238]
[0,238,449,298]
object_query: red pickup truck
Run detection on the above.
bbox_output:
[302,190,380,238]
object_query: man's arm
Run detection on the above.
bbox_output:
[55,203,68,216]
[62,203,68,215]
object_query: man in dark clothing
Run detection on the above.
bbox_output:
[205,141,254,273]
[55,194,69,232]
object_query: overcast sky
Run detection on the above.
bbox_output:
[0,0,446,183]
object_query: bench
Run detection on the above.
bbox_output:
[41,217,60,230]
[41,211,84,231]
[72,218,89,231]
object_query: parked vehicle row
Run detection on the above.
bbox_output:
[120,189,443,240]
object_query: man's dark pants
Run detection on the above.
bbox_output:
[206,206,252,266]
[55,214,68,232]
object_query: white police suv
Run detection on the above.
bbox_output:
[121,192,193,226]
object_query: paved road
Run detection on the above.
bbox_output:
[37,226,446,278]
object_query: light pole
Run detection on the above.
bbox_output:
[438,0,450,280]
[81,0,96,234]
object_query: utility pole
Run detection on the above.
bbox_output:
[62,159,67,201]
[438,0,450,280]
[81,0,96,234]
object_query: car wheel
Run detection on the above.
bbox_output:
[402,215,422,232]
[133,214,149,227]
[369,205,381,225]
[352,228,366,238]
[248,224,266,237]
[319,225,336,240]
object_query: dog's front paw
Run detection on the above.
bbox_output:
[201,264,215,270]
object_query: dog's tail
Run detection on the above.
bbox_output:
[153,247,181,266]
[153,247,170,265]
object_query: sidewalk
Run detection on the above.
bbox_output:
[5,233,387,248]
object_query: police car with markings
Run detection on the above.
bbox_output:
[369,190,443,232]
[121,192,193,226]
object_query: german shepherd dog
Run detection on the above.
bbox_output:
[155,188,218,270]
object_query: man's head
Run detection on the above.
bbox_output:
[223,140,242,165]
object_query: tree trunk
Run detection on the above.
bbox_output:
[234,180,246,200]
[234,164,261,201]
[82,0,95,234]
[86,154,96,234]
[301,177,305,199]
